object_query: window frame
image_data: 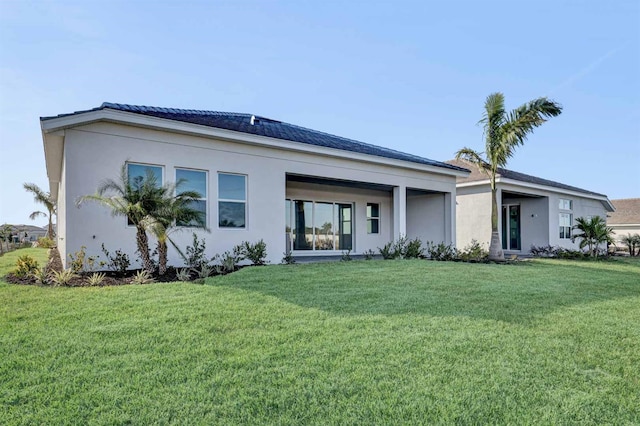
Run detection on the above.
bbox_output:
[558,198,573,239]
[286,198,354,252]
[125,162,164,227]
[367,202,380,234]
[175,167,208,228]
[217,172,248,230]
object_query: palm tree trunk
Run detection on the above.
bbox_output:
[136,226,155,273]
[489,186,505,261]
[47,215,54,239]
[157,240,168,276]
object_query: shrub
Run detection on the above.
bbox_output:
[37,236,55,248]
[30,266,50,285]
[341,250,352,261]
[14,255,39,278]
[241,240,268,265]
[67,246,87,273]
[183,233,208,269]
[87,272,106,286]
[425,241,457,261]
[363,249,376,260]
[458,240,489,262]
[131,270,154,285]
[194,264,213,284]
[404,238,425,259]
[176,268,192,282]
[50,269,78,286]
[530,245,557,257]
[379,241,401,260]
[101,244,131,276]
[281,252,296,264]
[214,250,241,275]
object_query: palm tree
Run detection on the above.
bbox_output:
[143,180,206,275]
[619,233,640,257]
[78,164,164,274]
[572,216,614,257]
[23,183,56,238]
[455,93,562,260]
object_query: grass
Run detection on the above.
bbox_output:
[1,249,639,424]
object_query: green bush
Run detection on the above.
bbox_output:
[14,255,40,277]
[425,242,457,261]
[101,244,130,276]
[241,240,268,265]
[404,238,425,259]
[37,236,56,248]
[457,240,489,262]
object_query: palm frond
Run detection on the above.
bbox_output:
[454,148,490,176]
[29,211,47,220]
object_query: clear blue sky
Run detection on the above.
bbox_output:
[1,0,638,227]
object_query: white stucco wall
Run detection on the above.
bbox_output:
[456,182,610,254]
[58,122,458,266]
[406,193,447,244]
[455,185,492,249]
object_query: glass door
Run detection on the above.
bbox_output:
[501,204,521,251]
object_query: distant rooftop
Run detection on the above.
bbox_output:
[447,159,608,198]
[609,198,640,224]
[42,103,468,173]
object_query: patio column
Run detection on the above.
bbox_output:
[393,185,407,239]
[444,192,453,245]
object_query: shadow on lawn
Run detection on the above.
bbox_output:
[211,260,640,324]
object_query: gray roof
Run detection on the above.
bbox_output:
[42,103,468,173]
[447,159,608,198]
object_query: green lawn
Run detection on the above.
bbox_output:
[1,248,639,424]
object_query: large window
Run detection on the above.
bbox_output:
[176,168,207,226]
[367,203,380,234]
[218,173,246,228]
[286,199,353,251]
[127,163,163,226]
[559,213,572,239]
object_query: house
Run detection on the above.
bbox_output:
[447,159,614,255]
[608,198,640,245]
[5,224,48,243]
[41,103,469,266]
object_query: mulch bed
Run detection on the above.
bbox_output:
[4,267,189,287]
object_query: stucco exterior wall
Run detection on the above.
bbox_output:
[60,122,458,266]
[455,185,492,249]
[406,193,447,244]
[456,182,609,254]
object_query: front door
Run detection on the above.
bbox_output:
[501,205,521,251]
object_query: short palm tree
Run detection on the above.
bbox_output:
[455,93,562,260]
[572,216,614,257]
[23,183,57,238]
[143,180,206,276]
[619,233,639,257]
[78,164,164,274]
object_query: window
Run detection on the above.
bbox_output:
[559,198,572,210]
[127,163,163,226]
[176,168,207,226]
[559,213,572,239]
[367,203,380,234]
[218,173,246,228]
[558,198,573,239]
[127,163,163,188]
[286,199,353,251]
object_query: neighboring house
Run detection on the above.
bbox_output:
[608,198,640,245]
[6,224,48,242]
[447,159,614,255]
[41,103,469,265]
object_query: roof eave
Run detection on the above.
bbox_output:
[40,108,471,178]
[457,177,614,211]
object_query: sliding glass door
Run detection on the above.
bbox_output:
[286,199,353,252]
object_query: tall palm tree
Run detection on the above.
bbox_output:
[455,93,562,260]
[572,216,614,257]
[23,183,57,238]
[78,164,164,273]
[143,180,207,275]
